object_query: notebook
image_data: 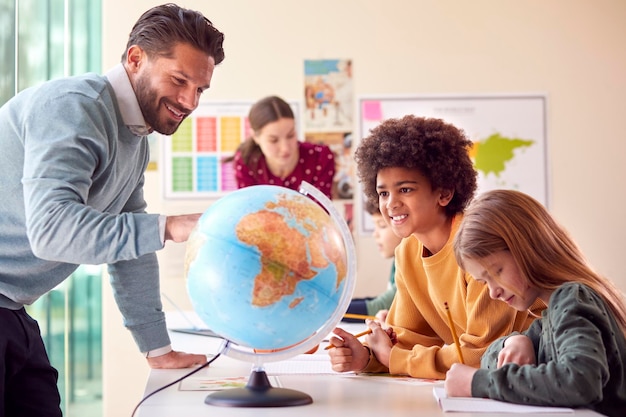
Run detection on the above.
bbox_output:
[433,387,573,413]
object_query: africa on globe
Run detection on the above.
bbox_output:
[185,184,351,352]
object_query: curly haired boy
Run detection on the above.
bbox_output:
[328,116,545,379]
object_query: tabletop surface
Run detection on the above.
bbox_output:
[134,313,603,417]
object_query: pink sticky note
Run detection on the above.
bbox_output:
[362,101,382,121]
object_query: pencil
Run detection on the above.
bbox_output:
[325,328,373,350]
[444,301,465,364]
[343,313,377,321]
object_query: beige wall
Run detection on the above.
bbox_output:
[101,1,626,415]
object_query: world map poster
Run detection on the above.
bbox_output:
[358,95,547,235]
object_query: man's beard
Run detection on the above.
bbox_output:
[135,76,183,136]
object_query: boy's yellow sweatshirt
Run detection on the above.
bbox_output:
[362,214,545,379]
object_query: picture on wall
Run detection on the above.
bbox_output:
[304,131,354,200]
[304,59,353,132]
[304,59,355,200]
[358,94,548,235]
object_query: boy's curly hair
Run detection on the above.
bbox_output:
[355,115,477,217]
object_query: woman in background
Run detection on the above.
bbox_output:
[228,95,335,198]
[446,189,626,417]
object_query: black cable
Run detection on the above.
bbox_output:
[130,352,222,417]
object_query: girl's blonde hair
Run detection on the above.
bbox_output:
[454,189,626,336]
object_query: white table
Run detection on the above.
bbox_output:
[135,314,603,417]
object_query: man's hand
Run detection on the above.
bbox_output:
[164,214,202,243]
[146,350,207,369]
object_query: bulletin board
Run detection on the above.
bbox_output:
[161,101,300,199]
[357,94,548,235]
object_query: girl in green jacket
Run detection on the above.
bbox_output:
[446,189,626,417]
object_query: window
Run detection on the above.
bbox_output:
[1,1,103,415]
[0,0,101,105]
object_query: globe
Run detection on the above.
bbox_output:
[184,182,356,407]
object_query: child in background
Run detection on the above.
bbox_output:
[226,95,335,199]
[445,189,626,417]
[344,200,402,323]
[327,116,545,380]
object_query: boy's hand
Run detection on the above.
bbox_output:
[375,309,389,323]
[327,327,371,372]
[364,319,394,367]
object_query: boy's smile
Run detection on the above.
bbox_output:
[376,167,452,253]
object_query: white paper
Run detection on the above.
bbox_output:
[263,354,336,375]
[433,387,573,413]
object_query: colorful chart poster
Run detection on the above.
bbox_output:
[161,101,300,199]
[357,94,547,235]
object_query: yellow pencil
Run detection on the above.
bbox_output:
[325,328,373,350]
[343,313,377,321]
[444,302,465,364]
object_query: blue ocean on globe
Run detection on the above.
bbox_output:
[185,185,348,350]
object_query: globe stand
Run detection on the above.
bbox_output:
[204,369,312,407]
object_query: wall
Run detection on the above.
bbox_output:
[101,1,626,416]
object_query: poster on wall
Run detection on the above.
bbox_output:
[161,101,300,199]
[304,131,354,200]
[358,94,548,235]
[304,59,353,131]
[304,59,355,200]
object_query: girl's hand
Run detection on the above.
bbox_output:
[497,334,536,368]
[445,363,477,397]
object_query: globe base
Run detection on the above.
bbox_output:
[204,370,312,407]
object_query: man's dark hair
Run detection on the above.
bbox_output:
[122,3,225,64]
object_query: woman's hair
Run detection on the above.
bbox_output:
[355,115,477,217]
[454,189,626,335]
[225,96,295,166]
[123,3,225,64]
